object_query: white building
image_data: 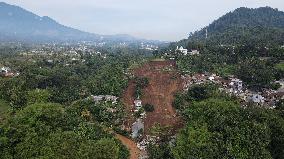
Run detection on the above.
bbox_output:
[176,46,188,55]
[1,67,10,73]
[92,95,118,104]
[134,100,142,111]
[188,50,200,55]
[176,46,200,56]
[105,95,119,103]
[208,76,215,81]
[246,94,265,104]
[229,78,243,93]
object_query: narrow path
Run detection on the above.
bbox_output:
[115,134,140,159]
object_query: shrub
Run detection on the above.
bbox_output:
[143,103,155,112]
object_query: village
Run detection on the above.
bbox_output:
[182,73,284,108]
[0,43,283,159]
[164,45,284,109]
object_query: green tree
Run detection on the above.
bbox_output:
[236,59,275,89]
[27,89,51,105]
[172,123,217,159]
[174,98,273,159]
[148,143,174,159]
[84,138,120,159]
[187,84,217,101]
[143,103,154,112]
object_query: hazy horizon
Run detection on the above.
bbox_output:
[2,0,284,41]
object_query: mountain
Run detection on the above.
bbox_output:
[175,7,284,47]
[0,2,156,44]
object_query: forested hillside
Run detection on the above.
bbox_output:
[175,7,284,46]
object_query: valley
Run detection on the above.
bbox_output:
[0,2,284,159]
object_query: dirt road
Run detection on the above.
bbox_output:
[115,134,141,159]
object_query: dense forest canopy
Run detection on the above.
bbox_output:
[0,45,150,158]
[172,7,284,47]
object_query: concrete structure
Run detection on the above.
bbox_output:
[1,67,10,74]
[208,76,215,81]
[134,100,142,110]
[0,67,15,77]
[188,50,200,55]
[131,119,144,138]
[247,94,265,104]
[176,46,188,55]
[92,95,118,104]
[229,78,243,94]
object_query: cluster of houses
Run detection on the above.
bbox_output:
[91,95,119,104]
[90,95,120,114]
[175,46,200,56]
[140,43,159,51]
[0,66,19,78]
[183,73,284,108]
[20,43,109,64]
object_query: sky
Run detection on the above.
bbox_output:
[2,0,284,41]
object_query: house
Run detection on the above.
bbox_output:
[131,119,144,138]
[176,46,188,55]
[71,58,79,61]
[192,74,207,84]
[134,100,142,110]
[92,95,118,104]
[208,76,215,81]
[1,67,14,77]
[188,50,200,55]
[47,60,53,63]
[229,78,243,93]
[105,95,119,104]
[1,67,10,74]
[93,95,104,102]
[246,94,265,104]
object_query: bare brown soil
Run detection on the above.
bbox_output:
[115,134,141,159]
[122,60,184,134]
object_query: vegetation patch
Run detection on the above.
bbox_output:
[276,61,284,71]
[0,98,9,116]
[143,103,155,112]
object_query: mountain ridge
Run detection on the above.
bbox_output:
[0,2,159,44]
[174,6,284,47]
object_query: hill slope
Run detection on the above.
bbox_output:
[178,7,284,46]
[0,2,101,42]
[0,2,154,43]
